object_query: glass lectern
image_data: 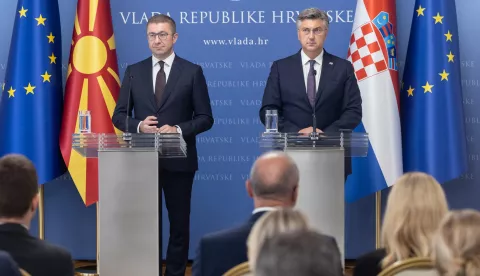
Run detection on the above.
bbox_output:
[259,131,369,263]
[72,133,187,276]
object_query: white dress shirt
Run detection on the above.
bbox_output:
[252,206,278,215]
[152,52,175,91]
[137,51,181,134]
[301,49,323,94]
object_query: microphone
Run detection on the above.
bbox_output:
[123,74,134,141]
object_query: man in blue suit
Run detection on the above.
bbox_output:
[260,8,362,176]
[192,151,300,276]
[112,14,213,276]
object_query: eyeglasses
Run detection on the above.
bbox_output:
[300,27,327,36]
[147,32,171,41]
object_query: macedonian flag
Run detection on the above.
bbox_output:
[59,0,120,206]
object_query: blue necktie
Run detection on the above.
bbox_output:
[307,60,316,107]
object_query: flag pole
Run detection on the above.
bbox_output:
[375,191,381,248]
[96,202,100,275]
[39,185,45,240]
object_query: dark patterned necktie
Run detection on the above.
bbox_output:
[155,61,166,107]
[307,60,316,107]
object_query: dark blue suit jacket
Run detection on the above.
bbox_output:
[112,55,214,172]
[0,251,21,276]
[191,211,266,276]
[260,50,362,174]
[0,223,74,276]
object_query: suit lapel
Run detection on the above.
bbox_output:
[293,52,311,108]
[157,55,182,112]
[142,57,157,109]
[316,51,335,106]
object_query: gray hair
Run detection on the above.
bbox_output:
[296,8,330,29]
[249,151,299,199]
[255,230,343,276]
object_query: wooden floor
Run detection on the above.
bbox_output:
[75,261,355,276]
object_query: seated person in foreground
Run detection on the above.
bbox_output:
[0,154,74,276]
[353,172,449,276]
[192,151,300,276]
[433,209,480,276]
[254,229,343,276]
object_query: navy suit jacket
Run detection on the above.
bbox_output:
[0,250,21,276]
[191,211,266,276]
[112,55,214,172]
[0,223,74,276]
[260,50,362,175]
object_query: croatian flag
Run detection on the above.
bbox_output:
[345,0,403,202]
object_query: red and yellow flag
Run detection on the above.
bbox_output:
[60,0,120,206]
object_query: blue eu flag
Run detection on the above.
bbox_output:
[401,0,468,182]
[0,0,66,184]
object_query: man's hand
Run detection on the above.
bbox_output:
[139,116,159,133]
[298,127,323,134]
[158,125,178,133]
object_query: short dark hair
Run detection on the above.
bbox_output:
[147,14,176,33]
[0,154,38,218]
[255,230,343,276]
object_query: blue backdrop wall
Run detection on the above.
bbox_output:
[0,0,478,260]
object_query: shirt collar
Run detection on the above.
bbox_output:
[301,49,324,66]
[252,206,278,214]
[152,51,176,68]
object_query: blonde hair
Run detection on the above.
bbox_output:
[381,172,448,268]
[247,208,309,270]
[433,209,480,276]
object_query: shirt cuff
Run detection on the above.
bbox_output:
[175,125,182,135]
[137,122,142,133]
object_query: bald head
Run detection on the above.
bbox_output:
[248,151,299,203]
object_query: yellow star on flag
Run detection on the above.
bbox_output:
[48,53,57,64]
[7,86,15,98]
[18,6,28,18]
[447,51,455,62]
[2,83,4,91]
[422,81,434,93]
[433,13,444,24]
[444,31,453,42]
[47,32,55,43]
[35,14,46,26]
[407,86,414,97]
[416,5,425,16]
[439,70,449,81]
[41,71,52,82]
[24,83,36,94]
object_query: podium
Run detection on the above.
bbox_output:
[259,131,368,262]
[72,133,187,276]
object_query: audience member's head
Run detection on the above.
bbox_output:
[433,209,480,276]
[0,154,39,228]
[381,172,448,268]
[254,229,343,276]
[247,208,309,270]
[246,151,299,208]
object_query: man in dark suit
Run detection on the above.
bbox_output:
[112,14,213,276]
[260,8,362,176]
[192,151,300,276]
[0,154,74,276]
[0,251,21,276]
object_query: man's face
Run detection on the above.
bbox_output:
[297,19,328,54]
[147,22,178,58]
